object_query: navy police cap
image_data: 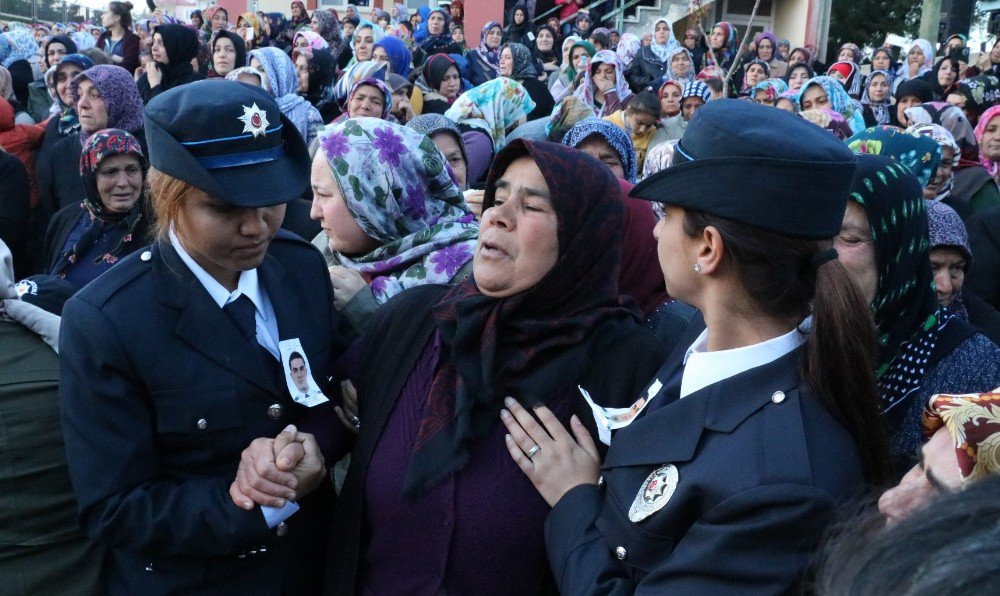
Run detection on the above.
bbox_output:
[630,99,858,239]
[143,80,310,207]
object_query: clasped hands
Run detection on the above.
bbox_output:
[229,425,326,511]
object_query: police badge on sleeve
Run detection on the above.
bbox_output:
[628,464,679,523]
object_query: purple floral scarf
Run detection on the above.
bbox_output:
[317,117,479,303]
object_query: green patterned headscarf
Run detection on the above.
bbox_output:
[316,117,479,303]
[847,154,943,421]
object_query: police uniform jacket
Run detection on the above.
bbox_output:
[59,231,344,595]
[544,346,867,595]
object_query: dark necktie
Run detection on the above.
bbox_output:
[222,294,283,387]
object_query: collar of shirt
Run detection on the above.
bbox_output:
[679,318,809,399]
[168,228,266,313]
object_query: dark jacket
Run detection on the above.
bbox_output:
[467,51,500,87]
[519,75,555,121]
[6,59,33,107]
[324,284,668,594]
[42,202,152,282]
[59,232,347,595]
[966,204,1000,309]
[0,151,31,278]
[0,321,107,596]
[625,46,668,93]
[545,346,867,594]
[96,29,142,75]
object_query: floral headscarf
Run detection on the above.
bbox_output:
[751,77,788,103]
[797,75,865,135]
[847,125,942,188]
[904,102,979,169]
[237,12,267,48]
[616,33,641,70]
[951,75,1000,124]
[923,389,1000,485]
[799,107,853,140]
[312,10,344,55]
[316,118,479,303]
[444,77,536,151]
[248,47,322,143]
[975,104,1000,180]
[562,118,638,183]
[1,29,39,68]
[861,70,893,126]
[648,17,678,62]
[907,123,959,201]
[501,42,536,80]
[293,30,329,51]
[665,46,694,85]
[574,50,632,117]
[475,21,502,73]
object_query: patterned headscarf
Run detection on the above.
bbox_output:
[1,29,39,68]
[648,17,678,62]
[908,123,959,202]
[333,60,387,104]
[826,60,861,98]
[404,138,636,498]
[615,32,641,70]
[799,108,853,140]
[665,46,694,85]
[562,118,638,183]
[444,77,536,151]
[69,65,145,138]
[974,105,1000,180]
[311,10,344,56]
[847,154,944,421]
[838,42,861,65]
[574,50,632,117]
[751,78,788,103]
[315,118,479,303]
[249,47,323,143]
[923,388,1000,484]
[681,79,711,103]
[797,75,865,135]
[344,77,392,119]
[951,75,1000,124]
[406,113,469,178]
[847,125,942,187]
[293,30,329,51]
[861,70,893,126]
[237,12,267,48]
[501,42,536,80]
[417,8,453,56]
[474,20,502,78]
[740,58,770,94]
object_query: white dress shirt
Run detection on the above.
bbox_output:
[680,319,810,399]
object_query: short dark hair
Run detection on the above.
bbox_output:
[288,351,304,367]
[589,32,611,49]
[703,77,724,94]
[628,92,660,117]
[344,16,360,27]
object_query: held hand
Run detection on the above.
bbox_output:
[334,379,360,434]
[275,426,326,499]
[229,428,303,510]
[144,61,162,87]
[463,189,485,218]
[329,266,368,310]
[501,398,601,507]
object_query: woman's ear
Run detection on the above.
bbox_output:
[697,225,725,274]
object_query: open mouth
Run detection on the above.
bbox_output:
[479,240,509,258]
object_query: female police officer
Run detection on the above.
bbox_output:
[501,100,894,593]
[58,80,344,594]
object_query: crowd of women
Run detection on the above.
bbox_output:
[3,2,1000,594]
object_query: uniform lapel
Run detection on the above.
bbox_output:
[152,241,279,393]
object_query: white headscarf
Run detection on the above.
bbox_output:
[649,18,679,62]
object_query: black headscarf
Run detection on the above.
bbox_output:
[848,155,944,427]
[532,24,559,66]
[422,52,457,93]
[403,139,639,498]
[152,24,200,84]
[304,48,337,118]
[43,35,77,69]
[208,30,247,78]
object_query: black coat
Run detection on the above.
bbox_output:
[59,232,347,594]
[545,346,868,594]
[0,151,30,278]
[967,204,1000,309]
[519,75,555,121]
[625,46,669,93]
[323,284,668,593]
[42,202,152,276]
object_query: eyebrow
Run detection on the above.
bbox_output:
[918,449,955,494]
[494,179,551,200]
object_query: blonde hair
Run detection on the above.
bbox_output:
[147,167,195,239]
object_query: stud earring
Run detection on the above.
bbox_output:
[693,263,703,273]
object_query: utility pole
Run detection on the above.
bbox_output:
[920,0,943,43]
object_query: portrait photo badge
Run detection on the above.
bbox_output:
[278,338,330,408]
[628,464,679,523]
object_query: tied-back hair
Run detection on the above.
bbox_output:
[682,210,893,485]
[108,1,134,30]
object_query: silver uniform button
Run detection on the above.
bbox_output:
[276,521,288,537]
[196,418,208,430]
[144,563,154,572]
[598,475,604,487]
[771,391,786,404]
[615,546,627,560]
[267,403,283,420]
[140,250,152,262]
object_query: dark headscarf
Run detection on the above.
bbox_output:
[54,54,94,136]
[374,35,412,77]
[423,52,458,93]
[951,74,1000,125]
[533,24,559,65]
[312,11,344,56]
[404,139,638,498]
[289,1,311,32]
[927,57,959,100]
[502,42,537,80]
[783,61,814,85]
[303,48,337,110]
[418,8,455,56]
[208,30,247,78]
[43,35,77,69]
[51,129,148,277]
[265,12,290,48]
[152,24,200,82]
[847,155,945,430]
